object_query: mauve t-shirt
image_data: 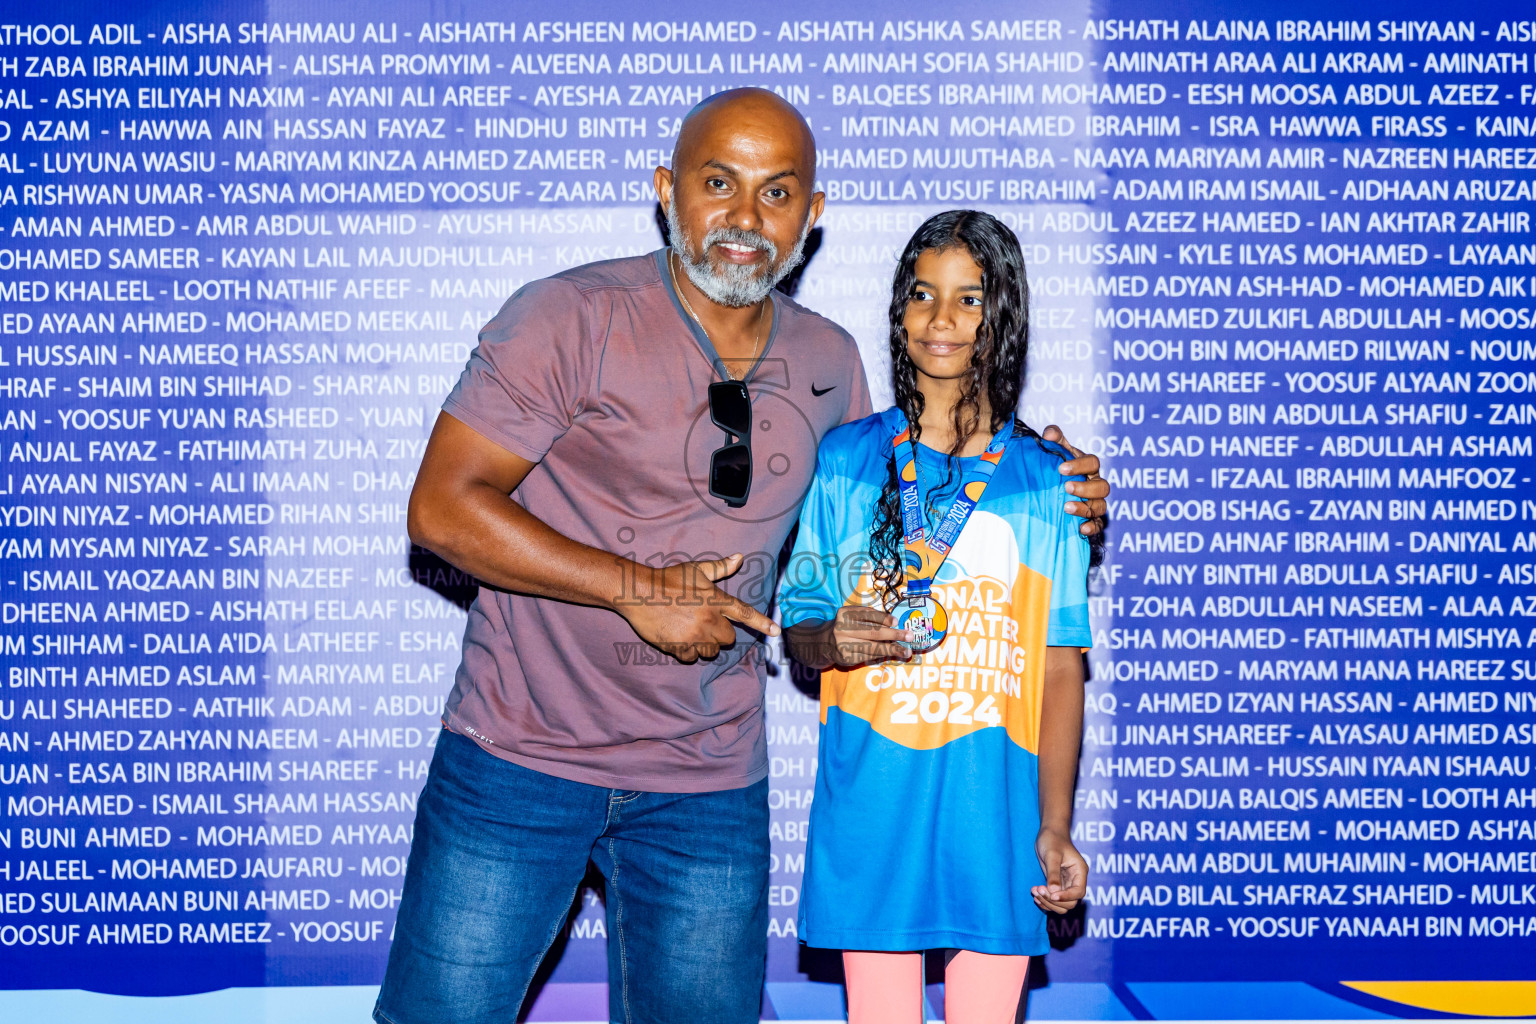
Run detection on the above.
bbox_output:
[439,250,872,792]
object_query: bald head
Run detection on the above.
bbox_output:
[671,87,817,180]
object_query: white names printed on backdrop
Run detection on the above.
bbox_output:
[0,4,1534,988]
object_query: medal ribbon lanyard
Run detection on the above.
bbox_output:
[892,412,1015,606]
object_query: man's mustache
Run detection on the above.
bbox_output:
[697,226,778,264]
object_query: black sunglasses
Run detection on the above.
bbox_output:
[708,380,752,508]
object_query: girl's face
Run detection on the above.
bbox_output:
[903,246,985,383]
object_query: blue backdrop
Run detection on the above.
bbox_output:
[1,0,1534,1019]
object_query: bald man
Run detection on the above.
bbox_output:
[375,89,1108,1024]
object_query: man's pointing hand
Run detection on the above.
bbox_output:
[617,553,779,664]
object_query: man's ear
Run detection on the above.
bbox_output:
[653,165,674,216]
[806,190,826,233]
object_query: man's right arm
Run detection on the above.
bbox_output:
[409,411,627,607]
[407,412,777,662]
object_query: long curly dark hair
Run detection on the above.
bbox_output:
[869,210,1096,609]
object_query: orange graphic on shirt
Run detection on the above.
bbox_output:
[821,565,1051,754]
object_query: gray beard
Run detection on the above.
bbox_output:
[667,202,809,308]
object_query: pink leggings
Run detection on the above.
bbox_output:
[844,950,1029,1024]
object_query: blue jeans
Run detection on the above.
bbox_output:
[374,731,769,1024]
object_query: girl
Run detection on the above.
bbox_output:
[780,210,1093,1024]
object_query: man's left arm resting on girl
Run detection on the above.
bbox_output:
[1043,425,1110,537]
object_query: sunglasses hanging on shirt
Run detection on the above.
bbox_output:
[708,379,752,508]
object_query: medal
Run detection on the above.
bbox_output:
[896,592,948,653]
[890,412,1014,653]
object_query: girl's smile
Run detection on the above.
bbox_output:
[911,338,968,357]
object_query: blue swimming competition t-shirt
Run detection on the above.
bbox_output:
[777,406,1093,954]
